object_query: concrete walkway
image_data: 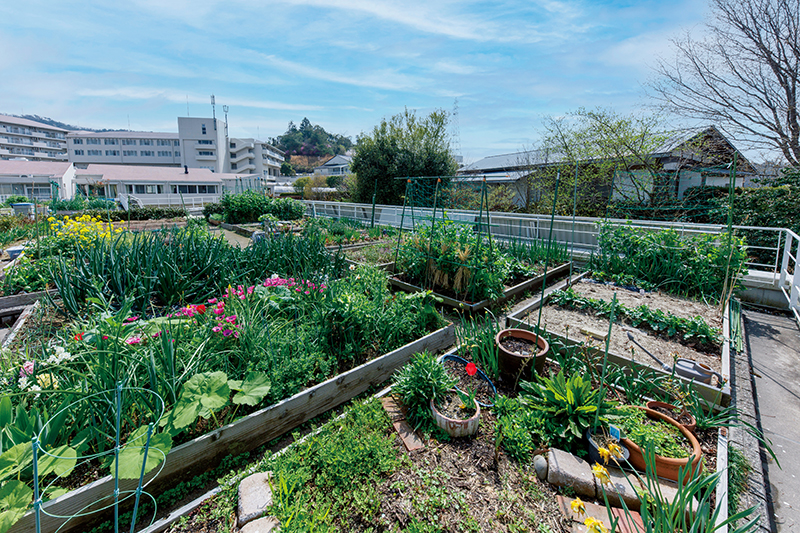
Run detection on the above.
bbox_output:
[745,309,800,532]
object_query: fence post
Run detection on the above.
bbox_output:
[779,232,792,288]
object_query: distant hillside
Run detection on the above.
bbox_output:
[7,114,129,133]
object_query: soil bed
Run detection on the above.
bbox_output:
[524,279,723,377]
[344,242,396,266]
[500,336,537,355]
[442,358,495,406]
[435,392,477,419]
[393,266,546,304]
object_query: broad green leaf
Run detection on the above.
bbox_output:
[43,486,69,501]
[116,426,173,479]
[0,443,33,480]
[37,445,77,478]
[227,380,243,391]
[0,398,12,429]
[183,372,230,413]
[232,373,271,406]
[0,509,28,533]
[0,480,31,533]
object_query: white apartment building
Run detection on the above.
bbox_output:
[0,115,68,162]
[178,117,284,178]
[68,131,181,166]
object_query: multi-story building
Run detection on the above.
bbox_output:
[0,115,68,162]
[67,131,181,167]
[178,117,284,177]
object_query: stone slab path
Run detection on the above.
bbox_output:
[745,309,800,532]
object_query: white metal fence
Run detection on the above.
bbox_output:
[304,200,800,320]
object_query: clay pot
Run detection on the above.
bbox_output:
[495,329,549,384]
[621,406,703,483]
[430,393,481,438]
[645,400,697,434]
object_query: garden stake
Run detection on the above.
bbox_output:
[114,382,122,533]
[393,179,411,268]
[592,292,618,432]
[569,161,578,284]
[129,423,155,533]
[535,171,560,337]
[32,436,42,533]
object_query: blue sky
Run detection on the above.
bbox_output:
[0,0,709,162]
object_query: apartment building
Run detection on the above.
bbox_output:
[68,131,181,166]
[0,115,68,162]
[178,117,284,177]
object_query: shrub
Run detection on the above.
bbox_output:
[220,191,305,223]
[203,202,223,220]
[391,351,456,429]
[4,195,30,205]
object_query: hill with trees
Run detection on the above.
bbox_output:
[277,118,352,159]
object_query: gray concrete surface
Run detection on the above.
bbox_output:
[745,310,800,532]
[213,227,253,248]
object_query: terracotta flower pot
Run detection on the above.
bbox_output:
[430,393,481,438]
[495,329,549,384]
[621,406,703,483]
[645,400,697,434]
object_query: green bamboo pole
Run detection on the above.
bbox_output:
[535,171,561,336]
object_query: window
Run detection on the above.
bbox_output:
[122,139,137,145]
[197,185,217,194]
[135,185,146,194]
[157,139,171,146]
[158,150,171,157]
[73,139,83,145]
[87,149,102,156]
[201,124,207,135]
[145,185,163,194]
[174,150,180,157]
[105,150,119,156]
[139,139,153,146]
[176,185,199,194]
[230,142,236,148]
[197,140,213,145]
[140,150,154,156]
[127,185,133,193]
[231,162,237,170]
[197,150,214,156]
[174,140,180,146]
[73,149,84,156]
[123,150,137,156]
[229,152,236,159]
[104,139,119,145]
[86,138,100,145]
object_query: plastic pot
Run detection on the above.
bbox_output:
[495,329,549,383]
[620,406,703,483]
[430,392,481,438]
[586,429,630,469]
[437,353,497,407]
[645,400,697,434]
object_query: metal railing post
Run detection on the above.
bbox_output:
[780,231,792,288]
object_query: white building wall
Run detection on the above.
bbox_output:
[178,117,227,173]
[68,133,181,166]
[0,116,68,162]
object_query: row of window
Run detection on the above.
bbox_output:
[74,138,180,146]
[124,184,218,195]
[72,150,179,157]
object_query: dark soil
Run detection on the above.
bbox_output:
[443,358,495,406]
[649,404,695,428]
[500,336,536,356]
[435,392,477,419]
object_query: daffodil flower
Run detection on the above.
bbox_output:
[609,442,624,460]
[570,497,586,516]
[584,517,609,533]
[592,463,611,485]
[598,447,611,465]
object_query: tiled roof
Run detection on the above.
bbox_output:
[0,160,73,176]
[0,115,69,132]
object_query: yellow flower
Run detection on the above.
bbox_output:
[37,373,58,389]
[609,442,624,460]
[584,517,608,533]
[598,447,611,465]
[570,497,586,516]
[592,463,610,485]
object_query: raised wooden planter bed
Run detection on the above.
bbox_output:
[16,323,455,533]
[505,286,732,407]
[390,262,572,312]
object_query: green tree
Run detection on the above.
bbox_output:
[351,108,457,205]
[277,118,352,158]
[280,162,296,176]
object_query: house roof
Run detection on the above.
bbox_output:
[321,154,352,167]
[76,165,222,184]
[459,150,559,174]
[0,160,73,176]
[68,131,178,139]
[0,115,69,132]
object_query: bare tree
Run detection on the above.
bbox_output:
[651,0,800,165]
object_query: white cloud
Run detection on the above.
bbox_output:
[77,88,322,112]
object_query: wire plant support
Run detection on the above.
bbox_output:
[29,384,165,533]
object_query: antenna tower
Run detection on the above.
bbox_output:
[452,98,462,160]
[223,105,229,137]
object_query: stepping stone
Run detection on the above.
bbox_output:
[557,495,644,533]
[599,466,642,510]
[238,472,274,527]
[382,396,424,451]
[239,516,281,533]
[547,448,596,499]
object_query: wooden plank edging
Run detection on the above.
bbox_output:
[505,286,732,407]
[16,324,455,533]
[390,262,572,312]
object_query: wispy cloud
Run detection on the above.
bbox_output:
[78,88,322,112]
